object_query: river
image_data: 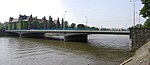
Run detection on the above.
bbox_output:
[0,34,133,65]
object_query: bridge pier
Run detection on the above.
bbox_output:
[64,34,88,42]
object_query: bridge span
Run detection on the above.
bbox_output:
[5,30,129,35]
[5,30,130,42]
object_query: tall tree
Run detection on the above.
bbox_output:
[70,23,76,28]
[77,24,85,28]
[56,17,61,28]
[42,16,47,29]
[49,16,53,28]
[31,17,39,29]
[144,18,150,28]
[28,14,33,29]
[64,21,69,28]
[140,0,150,27]
[140,0,150,18]
[61,18,64,28]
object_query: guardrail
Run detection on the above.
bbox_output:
[6,28,99,30]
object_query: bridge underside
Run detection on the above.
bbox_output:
[64,34,88,42]
[5,32,19,37]
[20,32,45,39]
[5,31,88,42]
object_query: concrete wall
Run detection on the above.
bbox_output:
[130,28,150,51]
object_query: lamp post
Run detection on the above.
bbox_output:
[85,16,88,29]
[133,0,136,27]
[130,0,136,27]
[63,11,67,30]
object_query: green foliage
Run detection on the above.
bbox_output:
[56,17,61,28]
[77,24,85,28]
[91,26,99,30]
[140,0,150,28]
[64,21,69,28]
[0,23,5,30]
[31,21,39,29]
[49,16,54,28]
[6,15,100,30]
[70,23,76,28]
[144,18,150,28]
[84,25,90,28]
[140,0,150,18]
[61,18,64,28]
[135,24,143,28]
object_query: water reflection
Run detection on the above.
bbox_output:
[0,35,133,65]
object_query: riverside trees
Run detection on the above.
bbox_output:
[5,14,99,30]
[140,0,150,28]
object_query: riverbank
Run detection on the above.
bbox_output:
[121,41,150,65]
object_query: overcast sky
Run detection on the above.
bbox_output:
[0,0,145,28]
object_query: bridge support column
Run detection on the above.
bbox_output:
[20,33,45,39]
[64,34,88,42]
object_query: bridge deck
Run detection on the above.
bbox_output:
[5,30,130,35]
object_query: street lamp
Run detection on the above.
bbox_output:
[63,11,67,30]
[85,16,88,28]
[130,0,136,27]
[139,14,141,25]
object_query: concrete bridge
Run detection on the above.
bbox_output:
[5,29,150,51]
[5,30,129,42]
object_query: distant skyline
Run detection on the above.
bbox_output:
[0,0,145,28]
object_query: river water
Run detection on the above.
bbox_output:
[0,34,133,65]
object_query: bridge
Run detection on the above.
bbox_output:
[5,30,130,42]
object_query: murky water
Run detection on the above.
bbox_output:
[0,35,133,65]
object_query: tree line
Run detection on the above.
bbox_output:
[134,0,150,28]
[0,15,99,30]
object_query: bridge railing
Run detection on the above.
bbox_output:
[6,28,99,30]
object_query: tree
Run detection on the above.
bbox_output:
[61,18,64,28]
[144,18,150,28]
[135,24,143,28]
[64,21,69,28]
[42,16,47,29]
[28,14,33,29]
[56,17,61,28]
[31,17,39,29]
[77,24,85,28]
[48,16,53,28]
[140,0,150,28]
[140,0,150,18]
[70,23,76,28]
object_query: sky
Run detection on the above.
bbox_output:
[0,0,145,28]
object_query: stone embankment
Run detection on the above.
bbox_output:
[121,41,150,65]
